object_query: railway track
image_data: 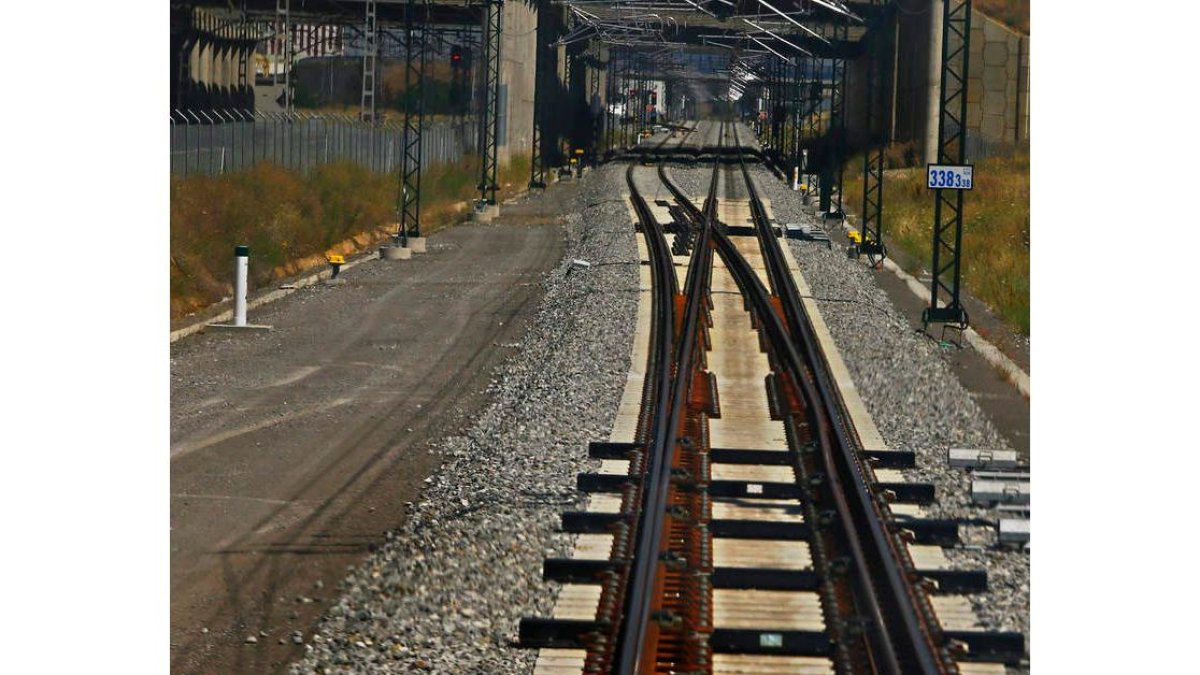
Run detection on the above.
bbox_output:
[520,120,1021,674]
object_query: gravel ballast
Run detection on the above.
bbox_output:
[668,142,1028,663]
[287,139,1028,673]
[288,164,640,674]
[747,160,1030,655]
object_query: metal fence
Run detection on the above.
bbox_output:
[170,110,478,177]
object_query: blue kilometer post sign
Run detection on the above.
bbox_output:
[927,164,974,190]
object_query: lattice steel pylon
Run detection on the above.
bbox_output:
[529,1,549,189]
[637,53,649,132]
[769,58,783,154]
[793,58,804,166]
[617,50,630,150]
[361,0,378,122]
[605,49,619,157]
[589,41,602,160]
[822,17,848,216]
[398,0,428,243]
[924,0,973,330]
[784,59,797,166]
[236,18,249,102]
[478,0,503,206]
[276,0,293,115]
[859,5,892,263]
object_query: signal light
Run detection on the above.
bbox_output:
[450,45,463,66]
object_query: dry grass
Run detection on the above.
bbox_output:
[842,148,1029,334]
[170,162,394,318]
[171,152,533,320]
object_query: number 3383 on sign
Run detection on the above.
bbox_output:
[926,164,974,190]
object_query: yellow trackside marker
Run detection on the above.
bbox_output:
[327,254,345,264]
[847,231,862,244]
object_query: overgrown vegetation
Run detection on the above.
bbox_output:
[171,153,533,320]
[841,146,1030,334]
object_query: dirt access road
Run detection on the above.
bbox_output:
[170,222,563,674]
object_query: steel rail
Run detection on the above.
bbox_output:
[605,158,681,673]
[612,121,721,674]
[728,121,947,674]
[646,122,948,673]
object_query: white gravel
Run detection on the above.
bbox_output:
[288,163,639,675]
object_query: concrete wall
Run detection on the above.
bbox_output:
[893,3,938,153]
[966,12,1029,145]
[498,1,537,165]
[892,2,1029,159]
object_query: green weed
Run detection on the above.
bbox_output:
[842,148,1029,334]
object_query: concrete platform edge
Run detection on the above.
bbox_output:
[877,257,1031,399]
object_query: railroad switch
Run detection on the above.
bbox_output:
[327,254,345,279]
[946,638,971,658]
[660,551,688,571]
[669,467,694,484]
[651,610,683,629]
[839,616,871,637]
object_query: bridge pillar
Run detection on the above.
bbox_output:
[924,0,945,164]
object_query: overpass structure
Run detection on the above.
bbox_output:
[171,0,1028,330]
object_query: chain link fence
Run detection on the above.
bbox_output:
[170,110,478,177]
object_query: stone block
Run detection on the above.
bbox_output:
[981,17,1009,41]
[983,40,1008,67]
[967,81,983,104]
[981,114,1005,140]
[983,65,1008,93]
[381,245,411,260]
[982,91,1007,116]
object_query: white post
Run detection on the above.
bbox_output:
[234,245,249,326]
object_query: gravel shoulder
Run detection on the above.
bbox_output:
[287,163,640,674]
[170,221,564,675]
